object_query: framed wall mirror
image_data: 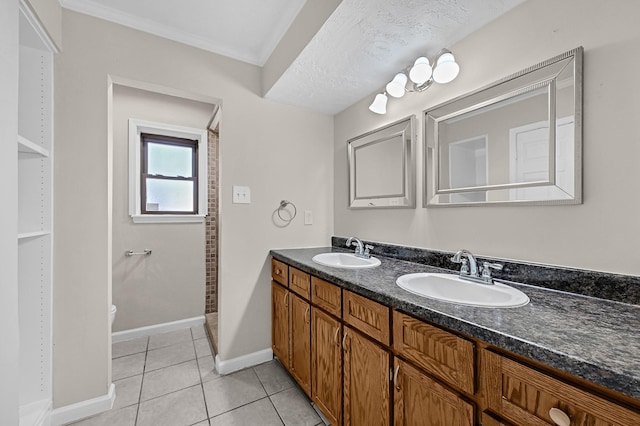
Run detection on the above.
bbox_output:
[424,47,582,207]
[348,116,416,208]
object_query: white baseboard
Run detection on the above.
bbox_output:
[215,348,273,375]
[50,383,115,426]
[112,316,205,342]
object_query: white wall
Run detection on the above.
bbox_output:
[0,0,20,422]
[111,85,214,331]
[334,0,640,276]
[54,9,334,407]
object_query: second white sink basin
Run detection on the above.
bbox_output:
[312,252,381,269]
[396,273,529,308]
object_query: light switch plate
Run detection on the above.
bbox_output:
[304,210,313,225]
[232,186,251,204]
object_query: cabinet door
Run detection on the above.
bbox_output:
[312,308,342,426]
[483,350,640,426]
[289,293,311,397]
[393,358,474,426]
[343,326,391,426]
[271,282,289,369]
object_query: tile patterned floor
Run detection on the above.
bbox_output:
[68,325,324,426]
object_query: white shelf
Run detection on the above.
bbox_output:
[18,134,49,157]
[18,230,51,240]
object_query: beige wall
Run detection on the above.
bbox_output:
[334,0,640,275]
[26,0,62,50]
[111,85,214,331]
[54,9,334,408]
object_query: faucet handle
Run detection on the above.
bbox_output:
[460,258,469,275]
[363,244,374,258]
[481,262,503,282]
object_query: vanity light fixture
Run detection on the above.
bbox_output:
[369,49,460,115]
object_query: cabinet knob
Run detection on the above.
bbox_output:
[275,268,282,275]
[304,307,310,324]
[334,327,340,346]
[549,408,571,426]
[342,331,349,351]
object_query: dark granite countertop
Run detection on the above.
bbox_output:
[271,246,640,401]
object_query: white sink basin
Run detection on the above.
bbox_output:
[312,252,381,269]
[396,273,529,308]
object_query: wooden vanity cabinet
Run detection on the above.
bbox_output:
[343,326,391,426]
[312,307,343,426]
[271,257,640,426]
[483,350,640,426]
[271,281,289,369]
[393,357,474,426]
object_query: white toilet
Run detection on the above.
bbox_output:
[110,304,117,327]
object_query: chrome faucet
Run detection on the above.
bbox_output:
[450,249,503,285]
[345,237,374,259]
[451,249,479,276]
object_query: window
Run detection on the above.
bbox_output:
[141,134,198,214]
[129,119,208,223]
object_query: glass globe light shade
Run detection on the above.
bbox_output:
[386,73,407,98]
[408,57,432,85]
[368,93,388,114]
[432,52,460,84]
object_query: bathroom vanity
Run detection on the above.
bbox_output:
[270,241,640,426]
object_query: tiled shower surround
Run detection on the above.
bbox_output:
[332,236,640,305]
[205,130,219,314]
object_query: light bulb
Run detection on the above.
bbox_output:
[386,73,407,98]
[409,57,432,85]
[368,93,388,114]
[432,52,460,84]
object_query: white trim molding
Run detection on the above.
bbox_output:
[128,119,208,224]
[51,383,115,425]
[215,348,273,375]
[112,316,205,343]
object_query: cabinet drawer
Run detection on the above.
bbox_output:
[343,290,390,345]
[289,267,310,299]
[483,350,640,426]
[271,259,288,286]
[393,311,474,395]
[312,276,341,317]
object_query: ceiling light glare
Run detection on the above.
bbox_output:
[432,52,460,84]
[409,57,432,85]
[386,73,407,98]
[368,93,388,114]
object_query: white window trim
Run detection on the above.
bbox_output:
[129,119,208,223]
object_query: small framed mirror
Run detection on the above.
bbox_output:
[348,116,416,208]
[424,47,582,206]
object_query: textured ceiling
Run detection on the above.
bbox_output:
[60,0,525,115]
[59,0,306,65]
[265,0,526,115]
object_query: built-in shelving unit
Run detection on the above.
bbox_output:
[18,2,55,425]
